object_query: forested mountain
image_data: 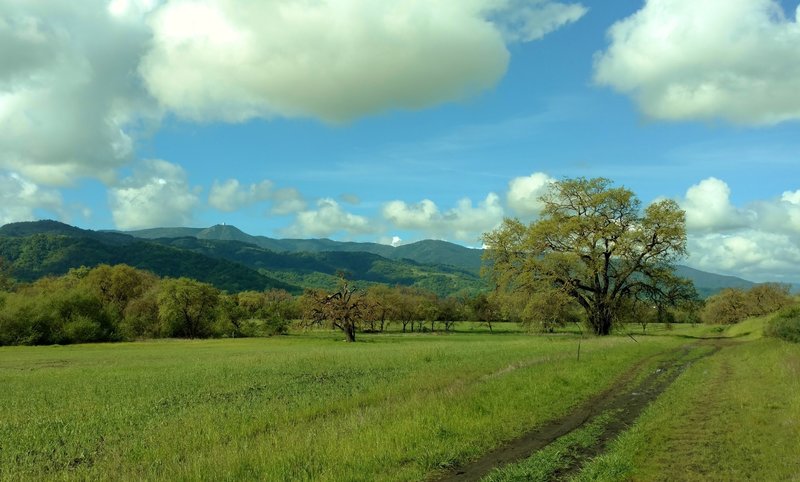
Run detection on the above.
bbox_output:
[0,231,296,294]
[122,224,484,273]
[2,221,760,297]
[2,221,484,296]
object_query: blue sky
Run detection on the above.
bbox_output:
[1,0,800,284]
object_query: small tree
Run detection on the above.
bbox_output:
[702,288,750,324]
[306,279,366,342]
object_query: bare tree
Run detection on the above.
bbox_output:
[306,279,366,342]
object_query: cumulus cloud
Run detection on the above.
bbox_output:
[140,0,585,123]
[594,0,800,125]
[689,231,800,283]
[507,171,555,217]
[383,193,504,242]
[0,1,159,185]
[208,179,273,212]
[285,198,372,238]
[0,171,63,224]
[109,160,199,230]
[681,177,751,231]
[679,177,800,282]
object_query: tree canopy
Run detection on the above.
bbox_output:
[482,177,696,335]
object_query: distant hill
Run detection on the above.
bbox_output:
[0,222,296,293]
[122,224,483,272]
[4,221,763,298]
[673,265,756,298]
[3,221,484,297]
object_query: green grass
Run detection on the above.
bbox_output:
[574,323,800,481]
[0,330,695,481]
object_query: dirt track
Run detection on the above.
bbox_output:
[436,338,732,482]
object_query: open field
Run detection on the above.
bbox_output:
[575,319,800,481]
[2,326,688,481]
[1,321,797,481]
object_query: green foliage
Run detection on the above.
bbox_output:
[702,283,793,324]
[484,177,693,335]
[120,286,162,339]
[765,305,800,343]
[158,278,221,338]
[0,277,114,345]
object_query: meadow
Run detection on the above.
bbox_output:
[1,322,797,481]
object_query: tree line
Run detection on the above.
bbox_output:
[0,263,502,346]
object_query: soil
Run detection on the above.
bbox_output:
[435,338,733,482]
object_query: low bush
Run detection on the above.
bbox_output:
[765,305,800,343]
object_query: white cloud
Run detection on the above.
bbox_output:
[681,177,750,231]
[109,160,199,230]
[689,231,800,283]
[0,172,63,224]
[594,0,800,125]
[140,0,585,123]
[383,193,504,242]
[507,171,555,217]
[377,235,404,247]
[680,177,800,282]
[285,198,372,238]
[496,0,587,42]
[271,188,307,215]
[0,1,159,185]
[209,179,273,212]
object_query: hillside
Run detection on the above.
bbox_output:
[146,237,485,296]
[124,224,484,272]
[2,221,484,297]
[0,223,296,293]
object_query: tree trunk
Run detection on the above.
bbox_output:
[589,302,613,336]
[344,323,356,342]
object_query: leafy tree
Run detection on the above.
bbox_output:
[483,177,693,335]
[746,283,793,316]
[364,284,398,332]
[158,278,220,338]
[702,283,793,324]
[522,287,582,333]
[701,288,749,324]
[121,285,162,339]
[81,264,158,324]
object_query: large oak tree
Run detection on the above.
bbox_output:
[483,177,695,335]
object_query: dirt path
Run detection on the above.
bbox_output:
[436,339,733,482]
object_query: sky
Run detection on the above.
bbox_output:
[1,0,800,284]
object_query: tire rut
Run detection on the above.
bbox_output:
[435,338,734,482]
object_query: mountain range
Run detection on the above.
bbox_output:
[0,220,758,298]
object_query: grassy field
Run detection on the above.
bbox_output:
[1,325,693,481]
[2,321,796,481]
[575,318,800,481]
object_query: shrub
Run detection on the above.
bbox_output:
[765,305,800,343]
